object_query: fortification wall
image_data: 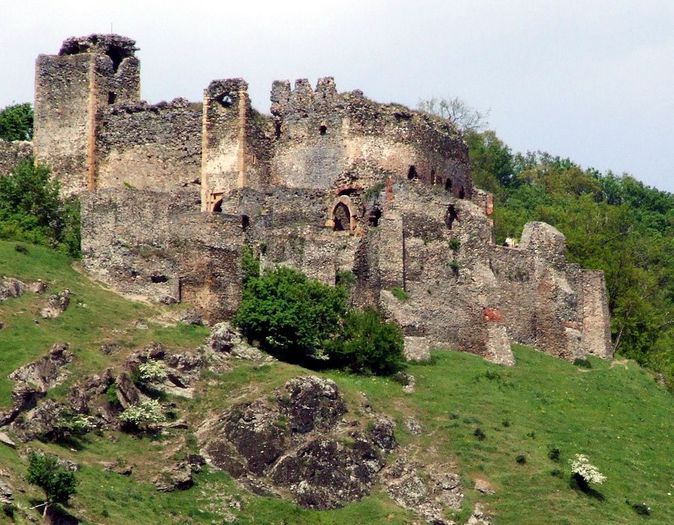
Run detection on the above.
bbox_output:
[269,78,472,198]
[0,141,33,175]
[81,188,244,320]
[96,99,202,190]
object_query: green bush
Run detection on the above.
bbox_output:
[0,103,33,141]
[234,266,348,362]
[328,307,405,375]
[26,452,77,515]
[0,159,80,257]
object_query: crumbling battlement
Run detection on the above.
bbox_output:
[24,33,612,364]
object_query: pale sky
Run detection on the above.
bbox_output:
[2,0,672,191]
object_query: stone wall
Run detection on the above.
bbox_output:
[269,78,472,198]
[33,35,140,196]
[96,99,202,191]
[81,188,245,320]
[0,141,33,175]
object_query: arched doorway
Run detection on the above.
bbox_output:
[333,202,351,231]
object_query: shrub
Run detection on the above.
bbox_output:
[569,453,606,492]
[573,357,592,369]
[26,452,77,516]
[516,454,527,464]
[328,307,405,375]
[0,102,33,141]
[335,270,356,288]
[548,447,561,462]
[48,412,95,442]
[449,259,460,275]
[0,159,80,257]
[105,384,120,407]
[627,500,651,516]
[390,287,409,302]
[448,238,461,251]
[474,427,486,440]
[14,243,28,254]
[119,400,165,431]
[234,265,348,362]
[137,360,167,383]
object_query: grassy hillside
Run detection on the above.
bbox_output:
[1,240,673,524]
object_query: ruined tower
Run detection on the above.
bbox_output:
[33,34,140,195]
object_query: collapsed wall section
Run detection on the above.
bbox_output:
[96,99,202,190]
[81,188,245,320]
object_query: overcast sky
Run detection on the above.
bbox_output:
[2,0,672,191]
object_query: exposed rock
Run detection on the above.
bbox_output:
[100,342,121,355]
[114,372,142,409]
[0,277,26,301]
[154,462,193,492]
[206,322,269,360]
[0,431,16,448]
[404,336,432,362]
[199,375,396,510]
[277,376,346,434]
[179,309,203,326]
[9,343,73,393]
[404,416,423,435]
[222,401,288,475]
[474,477,496,495]
[40,289,71,319]
[384,456,463,524]
[0,478,13,505]
[11,400,66,441]
[367,416,396,451]
[29,280,48,294]
[68,370,114,413]
[270,437,383,509]
[103,462,133,476]
[466,503,492,525]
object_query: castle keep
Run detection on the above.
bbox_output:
[3,34,612,363]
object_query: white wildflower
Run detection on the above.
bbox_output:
[570,454,606,485]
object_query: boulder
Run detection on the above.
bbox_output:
[0,478,13,505]
[40,289,71,319]
[154,462,193,492]
[0,277,25,301]
[9,343,73,393]
[277,376,346,434]
[207,322,268,360]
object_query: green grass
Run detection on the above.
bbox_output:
[1,240,673,524]
[325,349,674,524]
[0,240,208,407]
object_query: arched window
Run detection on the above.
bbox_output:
[407,165,418,181]
[333,203,351,231]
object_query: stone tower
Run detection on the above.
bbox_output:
[33,34,140,195]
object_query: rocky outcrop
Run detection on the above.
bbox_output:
[0,277,26,301]
[206,322,269,361]
[40,289,71,319]
[384,456,463,525]
[199,376,396,509]
[8,343,73,394]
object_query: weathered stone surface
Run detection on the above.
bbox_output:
[40,289,71,319]
[466,503,492,525]
[0,477,13,505]
[207,322,268,360]
[9,343,73,393]
[385,456,463,524]
[0,277,25,301]
[0,431,16,448]
[154,462,194,492]
[404,336,432,362]
[277,376,346,434]
[198,376,395,509]
[474,477,496,495]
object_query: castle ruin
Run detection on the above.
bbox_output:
[1,34,613,364]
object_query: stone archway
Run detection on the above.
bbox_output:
[333,203,350,231]
[328,195,357,231]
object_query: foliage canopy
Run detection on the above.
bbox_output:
[26,452,77,513]
[0,103,33,141]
